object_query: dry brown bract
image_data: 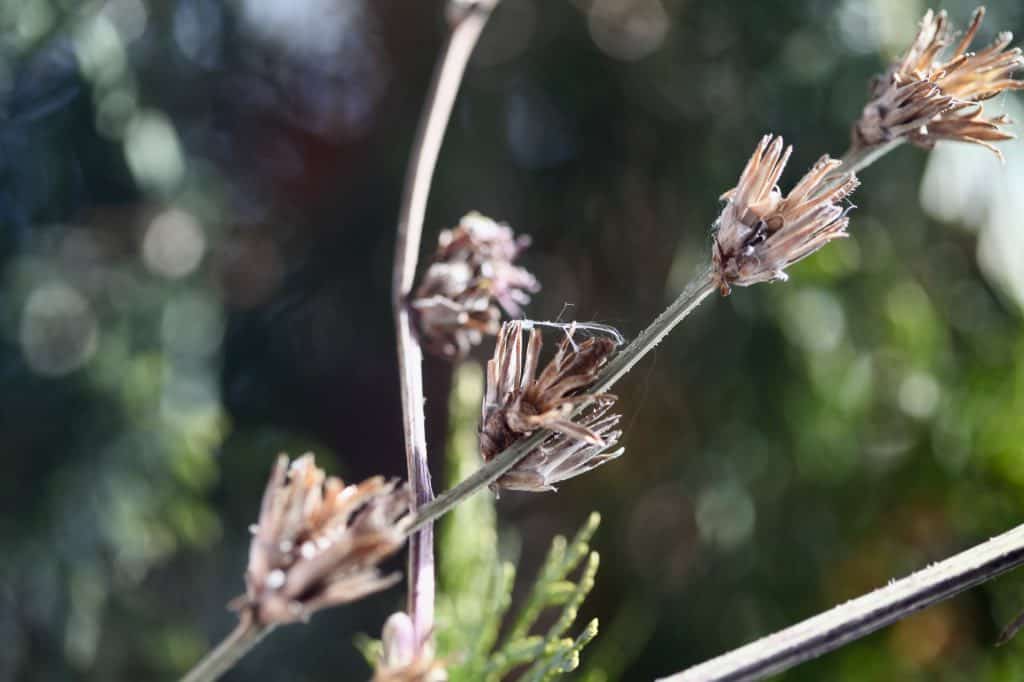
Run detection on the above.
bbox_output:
[854,7,1023,156]
[480,321,624,493]
[712,135,859,295]
[238,454,410,626]
[373,612,448,682]
[412,212,539,358]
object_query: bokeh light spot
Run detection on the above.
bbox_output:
[102,0,148,44]
[696,482,756,551]
[898,371,940,420]
[781,288,846,352]
[588,0,669,62]
[124,111,186,194]
[20,283,99,376]
[142,208,205,278]
[160,293,224,359]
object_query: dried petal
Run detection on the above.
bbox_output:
[412,213,539,358]
[712,135,859,294]
[239,454,410,626]
[854,7,1023,155]
[480,321,624,493]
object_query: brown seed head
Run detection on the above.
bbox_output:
[412,212,539,358]
[855,7,1023,156]
[712,135,859,295]
[480,321,624,493]
[238,454,410,626]
[372,612,447,682]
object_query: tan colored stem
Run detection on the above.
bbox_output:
[393,0,499,644]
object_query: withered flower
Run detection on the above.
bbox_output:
[480,321,624,493]
[237,454,410,626]
[412,212,539,358]
[712,135,859,295]
[854,7,1023,155]
[373,612,447,682]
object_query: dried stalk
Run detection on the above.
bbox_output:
[657,521,1024,682]
[181,613,272,682]
[411,131,910,532]
[410,269,717,532]
[393,0,500,645]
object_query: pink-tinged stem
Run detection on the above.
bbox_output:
[393,0,500,645]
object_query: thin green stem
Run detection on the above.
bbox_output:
[181,614,272,682]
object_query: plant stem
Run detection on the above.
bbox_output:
[181,614,272,682]
[409,268,717,532]
[393,0,499,645]
[409,131,907,543]
[838,139,905,176]
[591,269,716,395]
[657,521,1024,682]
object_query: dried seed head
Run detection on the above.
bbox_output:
[238,454,410,626]
[712,135,859,295]
[480,321,624,493]
[854,7,1023,155]
[412,212,539,358]
[373,612,447,682]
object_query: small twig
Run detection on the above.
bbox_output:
[837,139,905,176]
[657,521,1024,682]
[181,613,272,682]
[409,269,717,532]
[393,0,500,645]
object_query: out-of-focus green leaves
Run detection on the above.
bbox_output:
[435,364,601,681]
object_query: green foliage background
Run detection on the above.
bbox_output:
[3,0,1024,680]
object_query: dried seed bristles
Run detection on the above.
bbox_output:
[712,135,859,295]
[480,321,624,493]
[239,454,411,626]
[854,6,1023,156]
[411,212,539,358]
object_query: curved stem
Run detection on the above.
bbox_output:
[181,614,272,682]
[393,0,499,645]
[657,522,1024,682]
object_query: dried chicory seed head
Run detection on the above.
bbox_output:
[373,612,447,682]
[854,7,1023,156]
[712,135,859,295]
[480,321,624,493]
[412,212,539,359]
[238,454,410,626]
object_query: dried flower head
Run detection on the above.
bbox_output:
[854,7,1023,155]
[712,135,859,295]
[373,612,447,682]
[237,454,410,626]
[480,321,624,493]
[412,212,539,358]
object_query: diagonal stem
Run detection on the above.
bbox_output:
[393,0,500,645]
[409,135,910,534]
[409,268,717,532]
[180,612,272,682]
[657,522,1024,682]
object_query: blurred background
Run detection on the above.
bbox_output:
[4,0,1024,679]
